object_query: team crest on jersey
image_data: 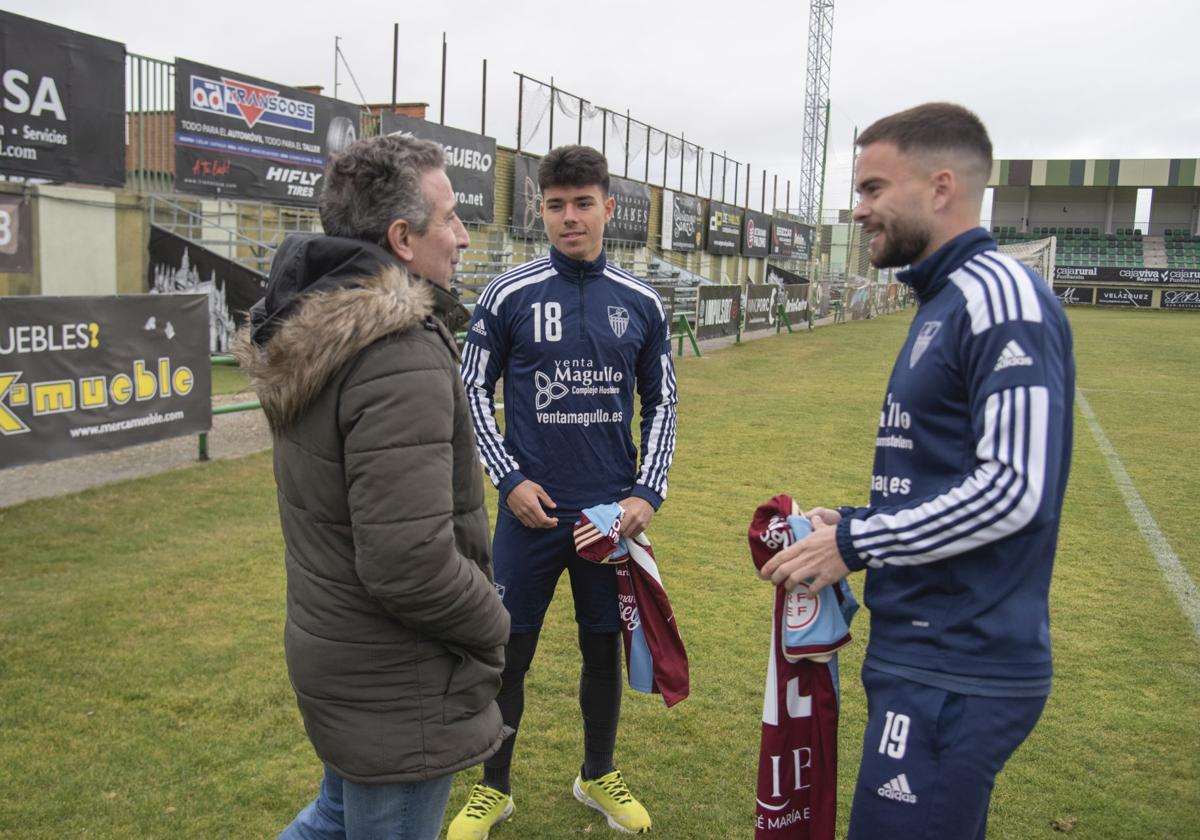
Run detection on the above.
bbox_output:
[909,320,942,368]
[608,306,630,338]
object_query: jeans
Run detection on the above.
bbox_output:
[278,764,455,840]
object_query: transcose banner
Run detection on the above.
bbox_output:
[382,113,496,223]
[0,12,125,186]
[0,295,212,469]
[174,58,361,206]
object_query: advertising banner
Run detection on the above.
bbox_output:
[0,12,125,186]
[1095,287,1153,307]
[769,219,814,261]
[0,295,212,469]
[0,195,34,273]
[381,113,496,223]
[846,279,871,319]
[741,210,771,258]
[765,263,806,286]
[511,153,544,238]
[147,226,268,352]
[695,286,739,339]
[744,285,779,332]
[650,285,678,325]
[174,58,361,205]
[707,201,743,255]
[605,175,651,244]
[1054,265,1200,285]
[1053,285,1095,305]
[1160,289,1200,310]
[781,283,810,322]
[661,191,703,252]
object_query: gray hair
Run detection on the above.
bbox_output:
[319,133,447,243]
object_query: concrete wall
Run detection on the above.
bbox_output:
[0,183,149,298]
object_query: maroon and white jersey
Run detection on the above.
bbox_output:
[755,612,840,838]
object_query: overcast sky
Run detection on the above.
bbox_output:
[14,0,1200,213]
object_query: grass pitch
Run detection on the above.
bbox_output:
[0,306,1196,838]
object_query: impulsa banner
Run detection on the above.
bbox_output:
[695,285,739,339]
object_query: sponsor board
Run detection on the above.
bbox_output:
[744,285,779,332]
[605,175,651,244]
[1054,265,1200,285]
[770,219,815,260]
[147,226,268,352]
[0,195,33,273]
[707,201,742,255]
[174,58,360,205]
[511,153,543,237]
[381,113,496,223]
[0,295,211,468]
[0,11,125,186]
[1053,285,1095,305]
[695,286,739,339]
[661,190,703,251]
[1095,287,1153,307]
[741,210,771,258]
[1160,289,1200,310]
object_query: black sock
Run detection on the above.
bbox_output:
[578,628,622,780]
[482,630,541,796]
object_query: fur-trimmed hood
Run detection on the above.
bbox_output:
[234,234,451,430]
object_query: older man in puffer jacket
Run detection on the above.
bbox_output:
[236,134,509,840]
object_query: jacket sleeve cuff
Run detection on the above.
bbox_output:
[836,518,869,571]
[497,470,527,503]
[630,485,663,511]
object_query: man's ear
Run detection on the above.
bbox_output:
[385,218,413,262]
[604,195,616,223]
[930,168,955,213]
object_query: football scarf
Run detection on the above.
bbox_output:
[748,495,859,839]
[576,503,689,707]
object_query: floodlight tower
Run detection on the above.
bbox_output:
[799,0,834,226]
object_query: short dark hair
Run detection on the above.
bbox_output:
[319,134,446,243]
[538,145,610,194]
[856,102,992,182]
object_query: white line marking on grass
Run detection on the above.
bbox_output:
[1076,389,1200,640]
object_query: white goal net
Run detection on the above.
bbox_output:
[998,236,1057,284]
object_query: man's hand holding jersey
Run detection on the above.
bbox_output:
[758,506,851,595]
[618,497,655,540]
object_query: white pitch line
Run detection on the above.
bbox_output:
[1076,389,1200,640]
